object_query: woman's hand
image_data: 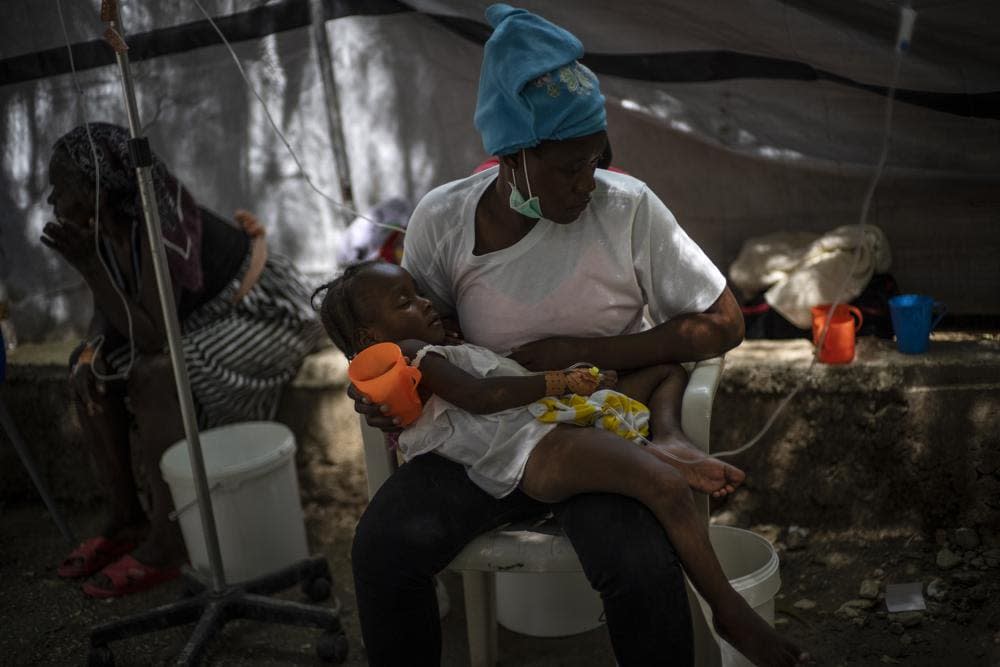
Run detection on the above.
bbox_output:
[347,382,402,432]
[41,219,96,271]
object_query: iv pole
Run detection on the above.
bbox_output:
[86,3,346,664]
[102,1,227,597]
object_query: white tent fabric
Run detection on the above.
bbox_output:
[1,0,998,342]
[729,224,892,328]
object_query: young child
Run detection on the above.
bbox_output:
[316,260,810,667]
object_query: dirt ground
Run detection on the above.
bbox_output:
[751,524,1000,666]
[2,390,999,665]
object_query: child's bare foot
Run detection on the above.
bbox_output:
[713,597,812,667]
[649,435,745,497]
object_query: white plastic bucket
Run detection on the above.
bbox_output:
[496,570,605,637]
[696,525,782,667]
[160,421,309,583]
[495,524,780,652]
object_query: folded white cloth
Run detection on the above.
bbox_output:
[729,225,891,329]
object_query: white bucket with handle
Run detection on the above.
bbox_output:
[696,525,782,667]
[160,421,309,583]
[496,524,781,662]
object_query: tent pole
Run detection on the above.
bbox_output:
[309,0,355,224]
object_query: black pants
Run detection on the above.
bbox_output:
[352,453,693,666]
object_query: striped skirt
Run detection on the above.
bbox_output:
[105,251,323,428]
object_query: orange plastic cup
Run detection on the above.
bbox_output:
[811,304,863,364]
[348,342,423,425]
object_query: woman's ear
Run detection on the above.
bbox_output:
[499,152,520,171]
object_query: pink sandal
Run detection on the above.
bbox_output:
[57,537,135,579]
[82,554,181,599]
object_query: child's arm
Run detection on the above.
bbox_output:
[399,339,600,415]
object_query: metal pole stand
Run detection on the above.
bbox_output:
[86,3,347,664]
[88,557,346,665]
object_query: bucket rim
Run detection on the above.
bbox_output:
[160,421,296,483]
[708,525,781,606]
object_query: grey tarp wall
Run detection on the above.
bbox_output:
[2,0,999,342]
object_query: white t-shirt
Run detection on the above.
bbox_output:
[402,167,726,355]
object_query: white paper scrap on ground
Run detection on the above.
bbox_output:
[885,582,926,612]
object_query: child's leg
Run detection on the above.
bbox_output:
[521,426,808,667]
[615,364,745,498]
[611,363,675,405]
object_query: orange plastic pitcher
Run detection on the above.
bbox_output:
[348,342,423,425]
[811,304,863,364]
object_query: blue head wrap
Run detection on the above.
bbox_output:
[475,4,607,157]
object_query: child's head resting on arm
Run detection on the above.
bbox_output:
[312,260,447,359]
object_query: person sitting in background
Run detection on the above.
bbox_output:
[42,122,322,598]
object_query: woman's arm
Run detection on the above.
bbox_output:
[398,340,600,415]
[508,287,744,371]
[82,228,171,353]
[43,218,171,352]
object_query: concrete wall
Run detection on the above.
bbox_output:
[711,337,1000,533]
[3,338,998,536]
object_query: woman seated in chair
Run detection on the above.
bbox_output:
[323,260,807,667]
[342,5,808,667]
[42,122,322,598]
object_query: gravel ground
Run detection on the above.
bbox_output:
[3,388,998,665]
[749,523,1000,666]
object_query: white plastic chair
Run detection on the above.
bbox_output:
[359,357,726,667]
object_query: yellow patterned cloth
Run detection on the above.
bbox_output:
[527,389,650,444]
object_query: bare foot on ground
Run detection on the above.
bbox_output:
[713,595,812,667]
[648,435,746,497]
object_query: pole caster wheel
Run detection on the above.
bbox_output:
[302,576,331,602]
[316,630,348,663]
[88,645,114,667]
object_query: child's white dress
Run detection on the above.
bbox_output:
[398,343,557,498]
[399,343,651,498]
